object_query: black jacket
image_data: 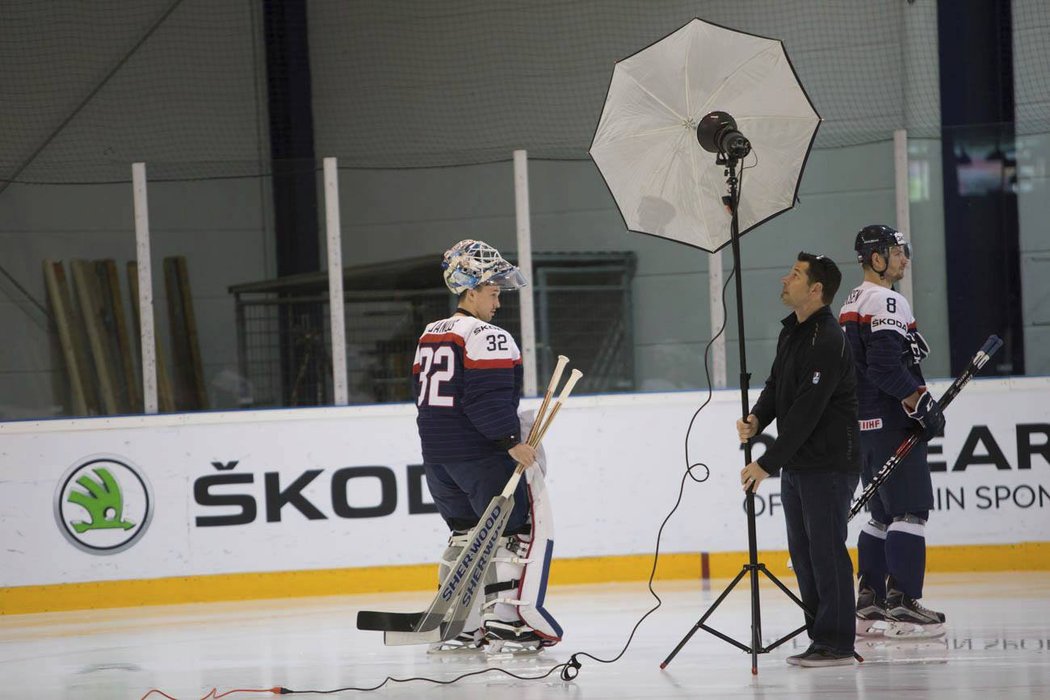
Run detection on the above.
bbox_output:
[751,305,860,476]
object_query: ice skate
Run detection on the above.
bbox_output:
[855,584,892,638]
[427,627,486,655]
[482,618,545,656]
[884,585,946,639]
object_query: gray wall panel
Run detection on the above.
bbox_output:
[0,179,272,417]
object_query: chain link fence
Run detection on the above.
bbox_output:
[231,252,635,407]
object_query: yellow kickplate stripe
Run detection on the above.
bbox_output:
[0,565,434,616]
[3,542,1048,615]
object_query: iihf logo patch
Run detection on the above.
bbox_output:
[812,371,821,384]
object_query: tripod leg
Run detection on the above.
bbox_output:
[759,565,809,613]
[660,566,749,669]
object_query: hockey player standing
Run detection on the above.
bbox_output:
[737,252,860,667]
[413,239,562,654]
[840,225,947,638]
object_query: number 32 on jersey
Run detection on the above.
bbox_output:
[417,346,455,407]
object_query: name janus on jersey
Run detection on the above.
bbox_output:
[425,318,495,336]
[429,319,459,334]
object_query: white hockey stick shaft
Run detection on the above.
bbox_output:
[502,368,583,498]
[527,354,568,444]
[531,368,582,448]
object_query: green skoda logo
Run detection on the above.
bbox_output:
[54,456,154,554]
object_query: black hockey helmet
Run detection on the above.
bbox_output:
[854,224,910,269]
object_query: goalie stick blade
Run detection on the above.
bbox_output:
[357,608,450,634]
[383,617,470,646]
[383,626,446,646]
[356,610,426,633]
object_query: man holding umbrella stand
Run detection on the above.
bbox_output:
[590,18,950,672]
[737,253,862,667]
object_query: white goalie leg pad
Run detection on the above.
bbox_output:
[438,530,484,635]
[482,467,562,644]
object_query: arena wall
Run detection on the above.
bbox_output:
[2,376,1048,614]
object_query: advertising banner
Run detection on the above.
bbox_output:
[2,377,1048,588]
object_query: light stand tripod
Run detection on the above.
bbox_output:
[660,119,812,674]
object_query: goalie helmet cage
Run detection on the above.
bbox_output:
[228,251,636,407]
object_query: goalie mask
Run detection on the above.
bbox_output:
[442,239,528,295]
[855,224,911,270]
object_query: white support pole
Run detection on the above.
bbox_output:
[709,249,727,388]
[513,149,538,397]
[894,129,915,305]
[324,157,349,406]
[132,162,158,414]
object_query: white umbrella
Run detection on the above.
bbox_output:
[589,18,820,252]
[590,19,824,674]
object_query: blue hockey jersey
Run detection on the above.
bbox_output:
[839,281,930,431]
[412,314,524,463]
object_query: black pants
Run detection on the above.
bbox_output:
[781,469,860,655]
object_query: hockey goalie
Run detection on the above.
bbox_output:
[413,239,562,654]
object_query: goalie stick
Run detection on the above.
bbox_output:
[358,363,581,644]
[848,334,1003,521]
[357,358,581,644]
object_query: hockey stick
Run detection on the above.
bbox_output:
[847,334,1003,521]
[356,359,578,642]
[530,355,571,442]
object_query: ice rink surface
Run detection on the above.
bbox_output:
[2,571,1049,699]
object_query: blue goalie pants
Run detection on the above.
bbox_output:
[424,452,530,534]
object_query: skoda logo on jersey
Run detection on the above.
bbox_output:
[812,371,821,384]
[872,317,909,332]
[54,455,154,555]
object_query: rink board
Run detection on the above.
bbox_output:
[2,377,1048,612]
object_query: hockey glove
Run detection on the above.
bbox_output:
[904,387,945,441]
